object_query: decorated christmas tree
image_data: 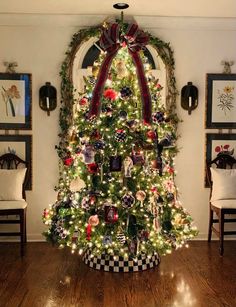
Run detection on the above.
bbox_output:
[43,21,197,271]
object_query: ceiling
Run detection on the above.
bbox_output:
[0,0,236,18]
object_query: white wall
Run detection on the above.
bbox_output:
[0,17,235,240]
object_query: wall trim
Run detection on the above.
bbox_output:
[0,14,235,31]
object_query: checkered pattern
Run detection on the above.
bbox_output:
[152,111,165,124]
[122,194,135,208]
[115,130,126,142]
[82,250,160,272]
[120,86,132,99]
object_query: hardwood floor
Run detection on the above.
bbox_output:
[0,241,236,307]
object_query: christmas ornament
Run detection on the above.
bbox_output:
[70,177,86,192]
[159,134,173,147]
[115,129,126,142]
[116,60,128,79]
[69,130,78,144]
[86,224,92,241]
[103,235,112,245]
[147,130,156,140]
[131,149,144,165]
[102,105,113,116]
[72,231,79,243]
[92,65,99,77]
[87,76,96,86]
[119,110,127,119]
[126,119,138,131]
[116,230,126,245]
[94,140,105,150]
[81,145,95,164]
[122,193,135,209]
[136,190,146,203]
[87,162,99,174]
[110,156,122,172]
[88,214,99,226]
[81,196,92,210]
[128,240,137,255]
[123,156,133,177]
[91,129,101,140]
[151,157,162,170]
[103,88,117,101]
[64,157,74,166]
[166,192,175,202]
[104,206,118,223]
[138,229,149,241]
[79,97,88,106]
[120,86,132,99]
[152,111,165,124]
[127,214,137,236]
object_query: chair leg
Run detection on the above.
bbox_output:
[24,209,27,243]
[208,206,213,242]
[219,210,224,256]
[20,209,25,257]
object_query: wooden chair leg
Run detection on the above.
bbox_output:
[219,210,224,256]
[20,210,25,257]
[24,209,27,243]
[208,206,213,242]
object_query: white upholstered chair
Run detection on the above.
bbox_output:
[0,153,29,256]
[207,153,236,256]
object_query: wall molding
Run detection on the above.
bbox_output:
[0,14,236,31]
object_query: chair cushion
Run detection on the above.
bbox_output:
[0,200,27,210]
[0,168,27,200]
[211,199,236,209]
[210,167,236,201]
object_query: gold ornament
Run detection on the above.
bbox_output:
[92,65,99,77]
[116,60,128,79]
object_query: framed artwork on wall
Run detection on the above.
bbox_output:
[0,134,32,190]
[0,73,32,130]
[206,73,236,128]
[205,133,236,187]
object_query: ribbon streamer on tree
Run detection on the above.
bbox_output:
[89,23,152,124]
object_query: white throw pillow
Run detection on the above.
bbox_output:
[210,167,236,201]
[0,168,27,200]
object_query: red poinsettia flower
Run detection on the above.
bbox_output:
[87,163,99,174]
[103,88,117,101]
[64,157,74,166]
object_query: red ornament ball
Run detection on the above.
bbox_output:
[64,157,74,166]
[87,163,99,174]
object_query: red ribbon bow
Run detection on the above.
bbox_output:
[89,23,152,124]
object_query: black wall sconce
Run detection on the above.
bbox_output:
[39,82,57,116]
[181,82,198,115]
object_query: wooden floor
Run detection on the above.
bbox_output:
[0,241,236,307]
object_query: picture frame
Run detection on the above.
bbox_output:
[0,73,32,130]
[205,133,236,187]
[206,73,236,128]
[0,134,32,190]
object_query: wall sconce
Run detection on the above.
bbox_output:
[39,82,57,116]
[181,82,198,115]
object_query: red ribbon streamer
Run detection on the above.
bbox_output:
[89,23,152,124]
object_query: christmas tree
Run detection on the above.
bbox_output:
[43,22,197,267]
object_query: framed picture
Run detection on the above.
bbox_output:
[0,73,32,130]
[205,133,236,187]
[206,73,236,128]
[0,134,32,190]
